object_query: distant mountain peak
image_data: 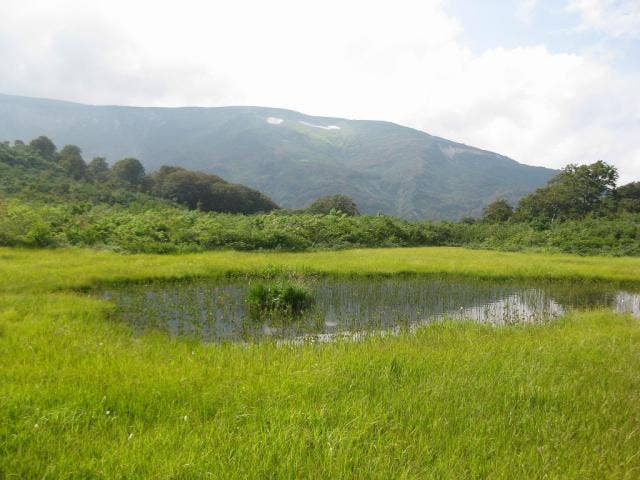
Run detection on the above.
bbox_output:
[0,93,557,219]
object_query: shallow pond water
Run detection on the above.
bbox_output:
[100,277,640,342]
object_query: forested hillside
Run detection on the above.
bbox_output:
[1,137,638,256]
[0,93,557,219]
[0,137,278,213]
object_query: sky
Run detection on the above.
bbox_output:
[0,0,639,182]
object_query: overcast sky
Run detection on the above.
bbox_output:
[1,0,639,181]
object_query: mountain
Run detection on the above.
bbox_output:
[0,93,557,219]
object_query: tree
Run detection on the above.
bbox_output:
[111,158,146,188]
[307,195,359,216]
[152,165,278,213]
[29,136,57,159]
[208,182,279,214]
[58,144,87,180]
[616,181,640,213]
[87,157,110,182]
[515,161,618,221]
[152,167,213,209]
[482,199,513,223]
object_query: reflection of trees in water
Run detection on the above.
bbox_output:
[540,282,618,309]
[538,281,640,316]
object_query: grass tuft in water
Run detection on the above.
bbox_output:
[246,281,314,318]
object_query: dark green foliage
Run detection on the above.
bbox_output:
[0,139,279,218]
[246,282,314,315]
[111,158,146,188]
[208,181,278,214]
[1,136,639,256]
[29,135,57,159]
[58,145,87,180]
[152,166,278,214]
[307,194,359,216]
[515,161,618,221]
[87,157,110,182]
[152,166,214,208]
[616,182,640,213]
[482,199,513,223]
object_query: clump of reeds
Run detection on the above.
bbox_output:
[246,281,314,317]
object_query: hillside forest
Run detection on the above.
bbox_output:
[1,136,639,255]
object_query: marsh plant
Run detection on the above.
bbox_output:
[245,281,314,319]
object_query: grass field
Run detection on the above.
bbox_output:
[1,247,640,478]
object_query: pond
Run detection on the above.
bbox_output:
[100,277,640,343]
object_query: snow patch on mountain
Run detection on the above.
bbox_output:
[299,120,341,130]
[266,117,284,125]
[440,145,491,159]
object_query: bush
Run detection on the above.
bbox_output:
[0,199,639,256]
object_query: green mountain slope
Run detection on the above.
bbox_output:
[0,141,278,215]
[0,93,557,219]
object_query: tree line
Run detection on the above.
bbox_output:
[2,137,639,255]
[9,136,640,224]
[10,136,363,216]
[481,161,639,224]
[25,136,279,214]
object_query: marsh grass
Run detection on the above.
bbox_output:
[1,246,640,478]
[3,246,640,295]
[246,281,314,316]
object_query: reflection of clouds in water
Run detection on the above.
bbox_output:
[102,280,640,343]
[614,292,640,317]
[455,292,565,324]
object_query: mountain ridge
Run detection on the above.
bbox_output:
[0,93,557,219]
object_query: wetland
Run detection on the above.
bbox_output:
[101,276,640,342]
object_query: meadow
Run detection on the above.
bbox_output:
[1,246,640,478]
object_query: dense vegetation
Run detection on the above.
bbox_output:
[0,138,278,213]
[1,247,640,478]
[2,199,640,255]
[1,138,639,255]
[306,194,359,216]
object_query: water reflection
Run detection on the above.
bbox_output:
[100,278,640,342]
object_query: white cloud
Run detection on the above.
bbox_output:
[567,0,640,38]
[0,0,638,182]
[407,45,640,183]
[517,0,539,24]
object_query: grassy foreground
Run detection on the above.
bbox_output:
[1,247,640,478]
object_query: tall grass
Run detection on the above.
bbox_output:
[2,246,640,294]
[1,246,639,477]
[246,281,314,315]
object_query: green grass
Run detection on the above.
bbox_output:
[3,246,640,294]
[1,246,640,478]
